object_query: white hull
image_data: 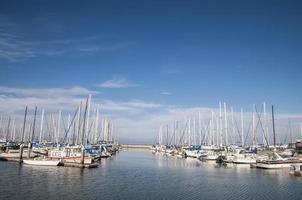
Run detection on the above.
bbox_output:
[23,159,61,166]
[233,159,257,164]
[185,150,200,158]
[256,163,294,169]
[205,155,219,160]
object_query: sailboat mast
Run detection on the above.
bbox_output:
[57,110,61,144]
[82,96,89,145]
[224,102,228,146]
[263,102,268,147]
[166,124,169,146]
[85,94,91,142]
[67,114,71,144]
[252,104,256,148]
[272,105,276,147]
[39,109,44,143]
[28,106,37,158]
[231,107,235,145]
[198,111,201,146]
[216,116,219,146]
[211,111,214,146]
[193,116,196,145]
[173,120,176,146]
[11,118,14,141]
[188,118,191,146]
[21,106,28,143]
[76,102,82,145]
[31,107,37,142]
[6,117,11,141]
[240,107,244,147]
[289,120,293,143]
[219,101,223,147]
[158,125,160,145]
[94,105,99,144]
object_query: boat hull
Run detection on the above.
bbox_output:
[233,159,257,164]
[23,159,61,166]
[256,162,302,169]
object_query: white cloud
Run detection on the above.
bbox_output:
[160,91,172,96]
[0,96,80,114]
[124,101,162,109]
[92,100,163,116]
[0,86,99,116]
[0,85,302,144]
[97,76,139,88]
[0,86,98,97]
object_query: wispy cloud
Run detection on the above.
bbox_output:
[0,32,36,61]
[0,86,160,116]
[124,101,162,109]
[0,86,98,97]
[160,91,172,96]
[0,30,129,61]
[98,76,139,89]
[96,100,163,115]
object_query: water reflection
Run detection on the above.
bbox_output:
[0,149,302,200]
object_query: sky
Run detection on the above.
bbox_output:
[0,0,302,144]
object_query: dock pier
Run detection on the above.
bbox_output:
[121,144,152,149]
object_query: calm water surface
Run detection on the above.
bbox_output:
[0,149,302,200]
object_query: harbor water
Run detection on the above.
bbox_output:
[0,149,302,200]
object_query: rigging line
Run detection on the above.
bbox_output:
[244,119,252,144]
[62,109,79,144]
[86,119,95,142]
[177,120,188,146]
[201,120,210,145]
[233,117,242,143]
[44,115,52,142]
[255,106,269,147]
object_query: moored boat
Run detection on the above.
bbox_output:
[48,146,94,164]
[256,160,302,169]
[23,159,61,166]
[256,151,302,169]
[233,157,257,164]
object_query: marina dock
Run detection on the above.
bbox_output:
[121,144,152,149]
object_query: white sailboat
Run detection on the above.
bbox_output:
[233,155,257,164]
[23,159,61,166]
[256,151,302,169]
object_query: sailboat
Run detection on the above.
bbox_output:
[23,158,61,166]
[233,154,257,164]
[256,151,302,169]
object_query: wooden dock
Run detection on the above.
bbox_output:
[121,144,152,149]
[62,162,99,168]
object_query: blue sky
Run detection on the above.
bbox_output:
[1,0,302,143]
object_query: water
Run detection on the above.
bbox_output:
[0,150,302,200]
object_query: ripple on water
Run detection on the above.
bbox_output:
[0,150,302,200]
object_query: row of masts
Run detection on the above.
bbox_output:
[157,102,302,148]
[0,95,114,145]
